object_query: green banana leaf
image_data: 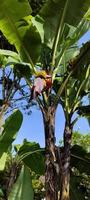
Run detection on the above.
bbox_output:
[53,41,90,111]
[8,165,34,200]
[0,109,23,158]
[39,0,90,47]
[0,0,41,64]
[0,49,20,62]
[0,153,7,171]
[17,141,44,175]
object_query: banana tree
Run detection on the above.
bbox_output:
[0,0,90,200]
[53,42,90,200]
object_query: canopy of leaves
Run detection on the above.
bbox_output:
[53,41,90,115]
[39,0,90,47]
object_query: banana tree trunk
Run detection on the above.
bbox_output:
[60,121,72,200]
[43,106,58,200]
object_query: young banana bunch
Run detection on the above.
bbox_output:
[31,70,52,99]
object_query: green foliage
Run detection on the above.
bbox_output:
[29,0,46,16]
[0,109,23,158]
[0,54,9,67]
[0,0,41,65]
[70,133,90,200]
[0,49,20,62]
[31,172,45,200]
[85,7,90,20]
[53,42,90,117]
[39,0,90,48]
[71,42,90,80]
[0,153,7,171]
[0,157,21,199]
[70,173,90,200]
[59,132,90,174]
[0,49,33,79]
[0,1,90,199]
[67,132,90,200]
[0,188,4,198]
[77,105,90,125]
[8,165,34,200]
[17,140,44,175]
[72,132,90,152]
[14,63,32,79]
[71,144,90,175]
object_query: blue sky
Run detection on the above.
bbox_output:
[15,104,90,147]
[14,31,90,147]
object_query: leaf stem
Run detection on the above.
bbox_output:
[51,0,69,69]
[2,68,5,100]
